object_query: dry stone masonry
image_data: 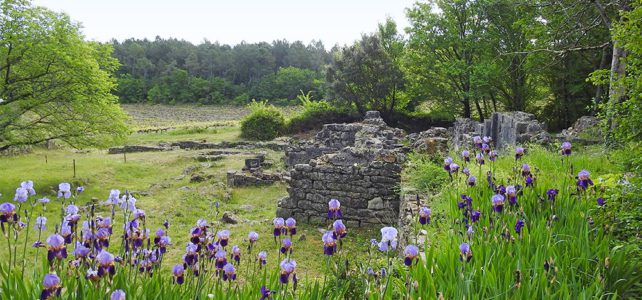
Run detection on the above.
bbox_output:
[277,111,408,226]
[453,111,551,149]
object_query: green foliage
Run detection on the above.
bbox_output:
[0,0,129,150]
[404,153,448,193]
[285,91,360,134]
[240,100,285,140]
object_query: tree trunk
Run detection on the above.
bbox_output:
[592,44,611,114]
[607,44,628,131]
[462,96,471,118]
[474,98,484,122]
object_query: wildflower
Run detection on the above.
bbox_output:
[215,249,227,269]
[496,185,506,195]
[46,234,67,262]
[481,143,490,154]
[468,176,476,187]
[467,225,474,239]
[279,259,297,284]
[462,168,470,177]
[111,290,126,300]
[459,243,472,262]
[163,219,170,229]
[506,186,518,206]
[444,157,453,171]
[449,163,459,173]
[21,180,36,195]
[231,245,241,263]
[185,243,199,266]
[217,230,230,247]
[0,202,17,223]
[367,267,375,276]
[96,250,116,278]
[196,219,209,230]
[576,170,594,191]
[515,219,525,235]
[561,142,571,155]
[60,222,72,244]
[547,189,559,202]
[40,273,62,300]
[380,267,387,277]
[38,197,50,204]
[257,251,267,265]
[86,268,100,282]
[248,231,259,244]
[157,235,171,254]
[222,263,236,281]
[515,146,524,160]
[273,218,285,237]
[476,153,485,165]
[285,217,297,235]
[489,150,498,162]
[462,150,470,163]
[322,231,336,255]
[521,164,531,177]
[96,217,112,234]
[280,238,292,254]
[333,219,347,238]
[471,210,481,222]
[260,286,272,300]
[14,187,29,203]
[483,136,492,144]
[106,189,120,205]
[473,136,482,148]
[72,242,90,259]
[119,194,136,211]
[328,199,342,219]
[492,194,505,213]
[418,207,431,225]
[58,183,71,199]
[173,264,185,284]
[525,175,534,187]
[378,227,398,252]
[597,197,605,206]
[76,186,84,193]
[404,245,419,266]
[133,209,146,220]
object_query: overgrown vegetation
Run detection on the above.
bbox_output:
[240,100,286,141]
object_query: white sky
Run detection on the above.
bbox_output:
[32,0,416,48]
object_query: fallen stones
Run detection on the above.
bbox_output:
[560,116,602,144]
[108,145,169,154]
[226,170,282,187]
[221,212,240,224]
[408,127,450,154]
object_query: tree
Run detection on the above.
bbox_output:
[0,0,128,150]
[326,34,405,117]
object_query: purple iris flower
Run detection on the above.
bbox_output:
[217,230,230,247]
[328,199,342,219]
[492,194,505,213]
[473,136,482,148]
[173,264,185,284]
[215,250,227,269]
[332,219,347,239]
[507,186,518,206]
[111,290,126,300]
[468,176,476,187]
[467,225,474,238]
[38,197,50,204]
[483,136,492,143]
[449,163,459,173]
[481,143,490,154]
[58,183,71,199]
[286,217,297,235]
[273,218,285,237]
[73,242,90,259]
[597,197,605,206]
[459,243,472,262]
[461,194,473,207]
[444,157,453,172]
[96,250,116,278]
[476,153,485,165]
[231,245,241,263]
[14,187,29,203]
[489,150,498,162]
[547,189,559,201]
[0,202,17,223]
[515,219,525,235]
[34,216,46,230]
[133,209,146,220]
[106,189,120,205]
[322,231,336,256]
[525,175,534,187]
[515,146,525,160]
[76,186,84,193]
[280,238,292,254]
[471,210,481,222]
[21,180,36,195]
[248,231,259,243]
[576,170,594,191]
[462,168,470,177]
[46,234,67,262]
[462,150,470,162]
[260,286,272,300]
[418,207,431,225]
[521,164,531,177]
[257,251,267,266]
[279,259,296,284]
[561,142,572,155]
[40,273,62,300]
[404,245,419,266]
[378,227,398,251]
[222,263,236,281]
[496,185,506,195]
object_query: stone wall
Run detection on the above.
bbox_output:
[453,111,550,149]
[277,111,407,226]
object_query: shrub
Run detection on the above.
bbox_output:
[404,152,448,192]
[384,110,455,133]
[285,91,360,134]
[240,100,285,141]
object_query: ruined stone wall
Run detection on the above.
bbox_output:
[277,111,407,226]
[453,111,550,150]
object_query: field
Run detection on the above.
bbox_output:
[0,105,640,299]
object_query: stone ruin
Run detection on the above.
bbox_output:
[452,111,551,150]
[227,156,283,187]
[277,111,407,226]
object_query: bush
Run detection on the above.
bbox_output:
[404,153,448,192]
[285,92,360,134]
[240,100,285,141]
[384,110,455,133]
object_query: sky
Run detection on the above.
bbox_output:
[32,0,416,48]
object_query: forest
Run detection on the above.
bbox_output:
[111,0,632,132]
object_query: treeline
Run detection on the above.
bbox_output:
[111,38,333,105]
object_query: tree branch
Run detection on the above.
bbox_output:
[500,42,611,56]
